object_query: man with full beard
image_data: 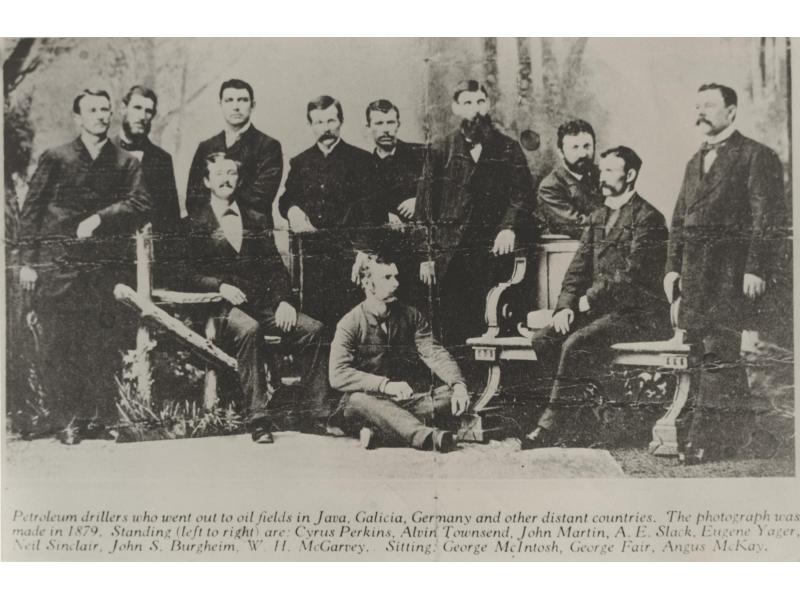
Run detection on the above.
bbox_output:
[114,85,181,234]
[416,80,536,352]
[536,119,603,238]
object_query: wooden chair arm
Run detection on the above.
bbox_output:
[152,289,223,304]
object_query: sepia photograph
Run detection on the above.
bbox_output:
[2,34,798,562]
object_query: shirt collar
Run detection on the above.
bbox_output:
[210,195,240,220]
[604,188,635,211]
[80,132,108,158]
[317,137,342,157]
[362,297,394,325]
[705,123,737,146]
[224,120,252,147]
[375,144,397,159]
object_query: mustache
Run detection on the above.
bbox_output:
[319,132,337,140]
[696,117,712,126]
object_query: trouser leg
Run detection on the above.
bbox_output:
[217,307,269,424]
[341,390,446,449]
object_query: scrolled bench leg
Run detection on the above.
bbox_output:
[649,371,691,456]
[458,364,502,443]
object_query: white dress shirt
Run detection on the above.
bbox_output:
[317,137,341,157]
[80,133,108,161]
[469,143,483,163]
[210,196,243,253]
[603,188,635,234]
[702,123,737,174]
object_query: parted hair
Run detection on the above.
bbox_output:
[366,99,399,124]
[698,82,738,107]
[203,152,241,180]
[122,85,158,113]
[601,146,643,181]
[72,89,111,115]
[219,79,254,102]
[452,79,489,103]
[307,95,343,123]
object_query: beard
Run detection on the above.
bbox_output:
[375,135,396,151]
[460,113,493,144]
[122,119,150,140]
[565,155,595,176]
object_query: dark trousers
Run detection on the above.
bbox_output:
[35,274,134,425]
[339,384,455,449]
[531,311,664,431]
[216,304,327,425]
[686,327,751,450]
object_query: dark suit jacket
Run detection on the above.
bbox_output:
[371,139,426,223]
[556,193,669,320]
[186,125,283,225]
[278,139,377,232]
[114,136,181,233]
[416,127,536,278]
[181,202,295,312]
[19,137,151,298]
[329,300,465,394]
[536,163,603,238]
[666,130,785,331]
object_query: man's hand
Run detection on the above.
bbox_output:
[743,273,766,299]
[578,295,590,313]
[491,229,515,256]
[419,261,435,285]
[663,271,681,302]
[385,381,413,400]
[76,214,101,239]
[219,283,247,306]
[451,383,469,416]
[274,301,298,332]
[19,266,38,291]
[351,251,370,284]
[397,197,416,220]
[287,206,316,233]
[551,308,574,335]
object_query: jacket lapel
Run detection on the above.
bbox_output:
[597,195,635,257]
[689,130,744,207]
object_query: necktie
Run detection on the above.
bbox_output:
[119,138,144,152]
[700,140,726,174]
[605,208,620,236]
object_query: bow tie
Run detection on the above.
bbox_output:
[119,138,145,152]
[700,140,726,153]
[223,207,239,217]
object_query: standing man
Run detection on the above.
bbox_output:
[181,153,328,442]
[19,89,151,437]
[186,79,283,224]
[536,119,603,238]
[525,146,670,447]
[365,98,428,307]
[665,83,785,465]
[115,85,181,233]
[365,99,426,224]
[416,79,536,350]
[278,95,377,326]
[329,250,470,452]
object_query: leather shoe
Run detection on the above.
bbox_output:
[432,430,456,453]
[678,443,706,466]
[360,427,378,450]
[250,420,275,444]
[522,426,555,449]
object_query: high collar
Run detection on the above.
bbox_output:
[210,195,240,220]
[362,296,396,325]
[224,120,252,147]
[79,132,109,159]
[317,137,342,157]
[604,188,636,210]
[704,122,737,146]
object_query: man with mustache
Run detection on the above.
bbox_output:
[524,146,670,448]
[186,79,283,226]
[416,80,536,351]
[180,153,327,443]
[19,89,151,439]
[536,119,603,238]
[278,95,377,327]
[329,249,469,452]
[114,85,181,234]
[665,83,785,465]
[364,99,427,308]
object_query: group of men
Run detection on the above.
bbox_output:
[12,76,786,464]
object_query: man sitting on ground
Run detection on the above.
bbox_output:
[329,250,470,452]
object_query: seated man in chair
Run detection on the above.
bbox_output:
[525,146,671,448]
[181,152,328,443]
[329,249,470,452]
